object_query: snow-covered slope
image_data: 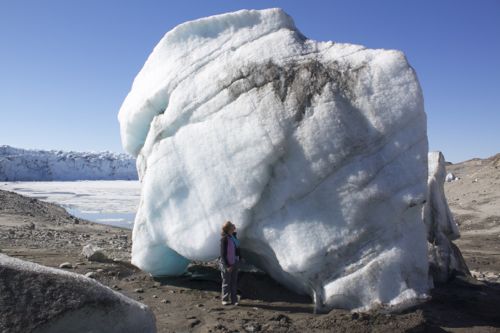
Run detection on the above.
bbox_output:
[119,8,429,311]
[0,145,137,181]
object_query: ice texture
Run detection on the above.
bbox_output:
[424,152,470,284]
[0,145,137,181]
[0,254,156,333]
[118,8,430,311]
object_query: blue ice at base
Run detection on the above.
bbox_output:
[132,242,189,276]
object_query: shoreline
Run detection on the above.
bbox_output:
[0,180,140,229]
[1,188,500,332]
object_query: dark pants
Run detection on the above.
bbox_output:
[221,261,239,304]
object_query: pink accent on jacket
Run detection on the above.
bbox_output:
[226,237,236,266]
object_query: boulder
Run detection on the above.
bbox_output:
[0,253,156,333]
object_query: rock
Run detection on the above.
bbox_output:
[119,8,429,311]
[59,262,72,269]
[85,272,97,279]
[270,314,291,324]
[187,318,201,328]
[424,152,470,284]
[135,288,144,293]
[244,323,261,332]
[0,254,156,332]
[81,244,108,262]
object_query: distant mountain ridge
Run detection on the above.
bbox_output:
[0,145,137,181]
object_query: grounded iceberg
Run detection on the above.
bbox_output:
[119,8,430,311]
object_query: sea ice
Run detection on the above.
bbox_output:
[119,8,430,311]
[0,180,140,229]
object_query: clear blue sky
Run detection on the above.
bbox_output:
[0,0,498,163]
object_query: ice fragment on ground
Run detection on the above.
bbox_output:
[445,172,457,182]
[424,151,470,284]
[119,8,430,311]
[82,244,109,262]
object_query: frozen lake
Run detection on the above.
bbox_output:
[0,180,141,229]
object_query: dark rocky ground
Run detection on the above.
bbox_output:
[1,155,500,332]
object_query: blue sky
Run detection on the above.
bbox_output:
[0,0,498,163]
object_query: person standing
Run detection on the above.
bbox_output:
[219,221,241,305]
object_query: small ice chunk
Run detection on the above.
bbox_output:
[82,244,108,262]
[445,172,456,182]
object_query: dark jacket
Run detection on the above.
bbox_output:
[220,233,242,267]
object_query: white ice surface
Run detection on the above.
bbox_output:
[0,181,140,229]
[119,8,430,310]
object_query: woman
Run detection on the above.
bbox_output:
[219,221,241,305]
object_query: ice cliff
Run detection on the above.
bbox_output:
[0,145,137,181]
[118,8,430,311]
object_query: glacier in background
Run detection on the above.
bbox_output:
[119,8,430,311]
[0,145,137,181]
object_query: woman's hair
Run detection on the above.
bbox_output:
[221,221,234,236]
